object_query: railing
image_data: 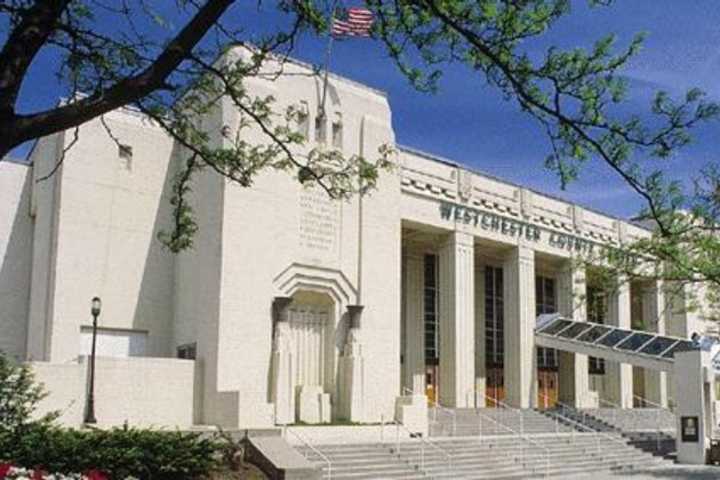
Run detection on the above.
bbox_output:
[381,415,454,476]
[430,402,457,436]
[598,397,621,432]
[542,393,633,464]
[474,408,550,478]
[634,393,673,411]
[284,427,332,480]
[633,394,673,453]
[474,389,525,436]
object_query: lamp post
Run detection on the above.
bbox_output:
[84,296,102,424]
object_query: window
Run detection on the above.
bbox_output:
[587,285,606,374]
[536,275,558,370]
[118,144,133,170]
[80,327,147,358]
[177,343,197,360]
[424,254,439,361]
[314,114,326,143]
[332,112,343,148]
[485,266,504,368]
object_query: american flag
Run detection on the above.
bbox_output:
[331,7,374,37]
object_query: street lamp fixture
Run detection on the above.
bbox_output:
[84,296,102,424]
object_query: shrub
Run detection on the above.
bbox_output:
[0,352,228,480]
[3,424,223,480]
[0,352,57,436]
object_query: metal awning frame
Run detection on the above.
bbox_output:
[535,315,693,373]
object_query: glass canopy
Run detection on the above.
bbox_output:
[536,316,694,361]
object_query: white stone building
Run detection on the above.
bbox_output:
[0,49,711,429]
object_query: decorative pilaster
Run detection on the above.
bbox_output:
[438,232,475,407]
[503,246,537,408]
[642,281,668,407]
[606,278,633,408]
[271,296,294,424]
[339,305,366,422]
[403,255,425,394]
[558,263,591,407]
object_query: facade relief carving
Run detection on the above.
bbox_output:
[457,168,473,203]
[298,186,341,266]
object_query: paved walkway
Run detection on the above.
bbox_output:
[556,465,720,479]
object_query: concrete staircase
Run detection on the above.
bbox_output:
[539,407,677,460]
[430,407,574,437]
[297,432,670,479]
[579,407,675,431]
[295,441,426,479]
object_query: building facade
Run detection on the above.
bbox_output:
[0,49,709,428]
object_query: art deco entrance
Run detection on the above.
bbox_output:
[270,290,335,424]
[287,304,330,389]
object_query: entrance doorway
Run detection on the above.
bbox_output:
[485,265,504,407]
[536,274,559,408]
[426,363,439,405]
[486,368,505,406]
[537,369,558,408]
[287,304,330,388]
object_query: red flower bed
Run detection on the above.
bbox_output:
[0,463,12,478]
[0,464,108,480]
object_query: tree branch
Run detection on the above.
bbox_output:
[0,0,72,118]
[0,0,235,158]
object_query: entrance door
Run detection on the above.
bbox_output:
[486,367,505,407]
[537,369,558,408]
[485,266,504,407]
[425,364,439,406]
[536,275,558,408]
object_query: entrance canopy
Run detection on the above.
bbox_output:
[535,314,694,373]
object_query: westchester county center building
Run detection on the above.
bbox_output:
[0,49,711,430]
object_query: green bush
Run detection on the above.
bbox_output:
[4,423,224,479]
[0,351,57,435]
[0,351,231,479]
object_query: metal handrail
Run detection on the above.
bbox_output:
[543,394,631,452]
[633,394,673,453]
[474,408,550,478]
[384,417,454,475]
[598,397,621,433]
[285,427,332,480]
[633,393,673,411]
[474,389,525,436]
[430,402,457,436]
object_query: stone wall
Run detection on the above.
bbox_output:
[32,356,195,428]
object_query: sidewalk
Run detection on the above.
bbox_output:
[555,465,720,479]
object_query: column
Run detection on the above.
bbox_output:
[642,280,668,407]
[557,263,591,407]
[438,232,475,407]
[503,245,536,408]
[338,305,366,422]
[403,254,425,394]
[606,278,633,408]
[474,262,486,407]
[271,297,294,424]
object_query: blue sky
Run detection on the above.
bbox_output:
[13,1,720,219]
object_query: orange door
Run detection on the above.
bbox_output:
[486,368,505,407]
[537,370,558,409]
[425,365,438,406]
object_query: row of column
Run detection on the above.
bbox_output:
[404,232,669,409]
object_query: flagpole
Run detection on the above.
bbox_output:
[319,1,340,119]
